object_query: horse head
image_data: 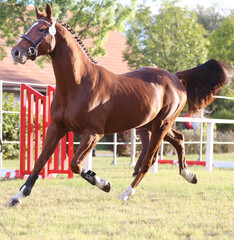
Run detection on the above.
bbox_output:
[11,3,56,64]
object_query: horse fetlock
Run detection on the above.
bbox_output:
[81,169,111,192]
[21,174,39,195]
[7,174,39,208]
[20,185,32,196]
[118,185,136,201]
[181,168,197,184]
[81,169,96,185]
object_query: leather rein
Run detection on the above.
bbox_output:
[21,19,56,59]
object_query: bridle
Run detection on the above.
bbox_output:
[21,19,56,59]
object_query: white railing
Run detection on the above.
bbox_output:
[1,80,234,173]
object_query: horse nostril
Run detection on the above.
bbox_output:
[11,48,21,59]
[14,50,19,57]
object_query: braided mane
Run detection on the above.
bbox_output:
[57,20,98,65]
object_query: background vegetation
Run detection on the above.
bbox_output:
[2,93,20,159]
[0,0,233,157]
[0,0,137,61]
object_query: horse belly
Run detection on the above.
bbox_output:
[104,98,160,134]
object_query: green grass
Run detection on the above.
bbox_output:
[0,156,233,240]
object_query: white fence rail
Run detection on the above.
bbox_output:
[1,80,234,173]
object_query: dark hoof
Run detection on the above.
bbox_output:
[132,172,138,177]
[192,174,198,184]
[102,182,111,193]
[7,198,21,208]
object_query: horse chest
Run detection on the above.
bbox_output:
[51,102,86,132]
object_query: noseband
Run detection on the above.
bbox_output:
[21,19,56,58]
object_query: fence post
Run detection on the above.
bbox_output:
[130,129,136,166]
[0,80,2,169]
[150,153,159,173]
[68,132,74,178]
[42,95,49,178]
[160,142,163,160]
[206,122,215,172]
[199,111,204,161]
[20,85,27,176]
[111,133,117,165]
[84,151,92,171]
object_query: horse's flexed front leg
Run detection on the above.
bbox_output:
[7,121,67,207]
[69,131,111,192]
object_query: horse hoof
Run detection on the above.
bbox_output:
[118,186,135,201]
[181,169,198,184]
[7,198,22,208]
[102,182,111,193]
[192,174,198,184]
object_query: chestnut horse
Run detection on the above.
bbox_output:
[8,3,230,206]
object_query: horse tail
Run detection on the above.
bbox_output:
[175,59,232,114]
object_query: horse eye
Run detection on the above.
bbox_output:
[38,27,44,32]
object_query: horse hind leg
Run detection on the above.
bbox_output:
[118,120,171,201]
[118,149,158,201]
[70,131,111,192]
[164,128,197,184]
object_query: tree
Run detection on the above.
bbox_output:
[193,4,226,34]
[123,1,209,73]
[208,15,234,65]
[206,14,234,127]
[0,0,136,60]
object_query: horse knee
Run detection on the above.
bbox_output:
[70,161,81,174]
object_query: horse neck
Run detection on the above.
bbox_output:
[50,23,95,93]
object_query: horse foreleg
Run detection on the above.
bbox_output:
[70,132,110,192]
[164,128,197,184]
[7,121,67,207]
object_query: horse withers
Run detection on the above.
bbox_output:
[8,3,231,206]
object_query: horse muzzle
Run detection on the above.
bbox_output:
[11,46,37,64]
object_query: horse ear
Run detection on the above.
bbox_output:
[35,5,43,19]
[45,3,52,20]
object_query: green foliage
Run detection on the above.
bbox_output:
[124,1,208,72]
[0,0,136,60]
[68,0,136,56]
[2,93,20,159]
[0,0,35,60]
[208,15,234,65]
[193,4,226,34]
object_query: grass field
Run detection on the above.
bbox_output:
[0,155,233,240]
